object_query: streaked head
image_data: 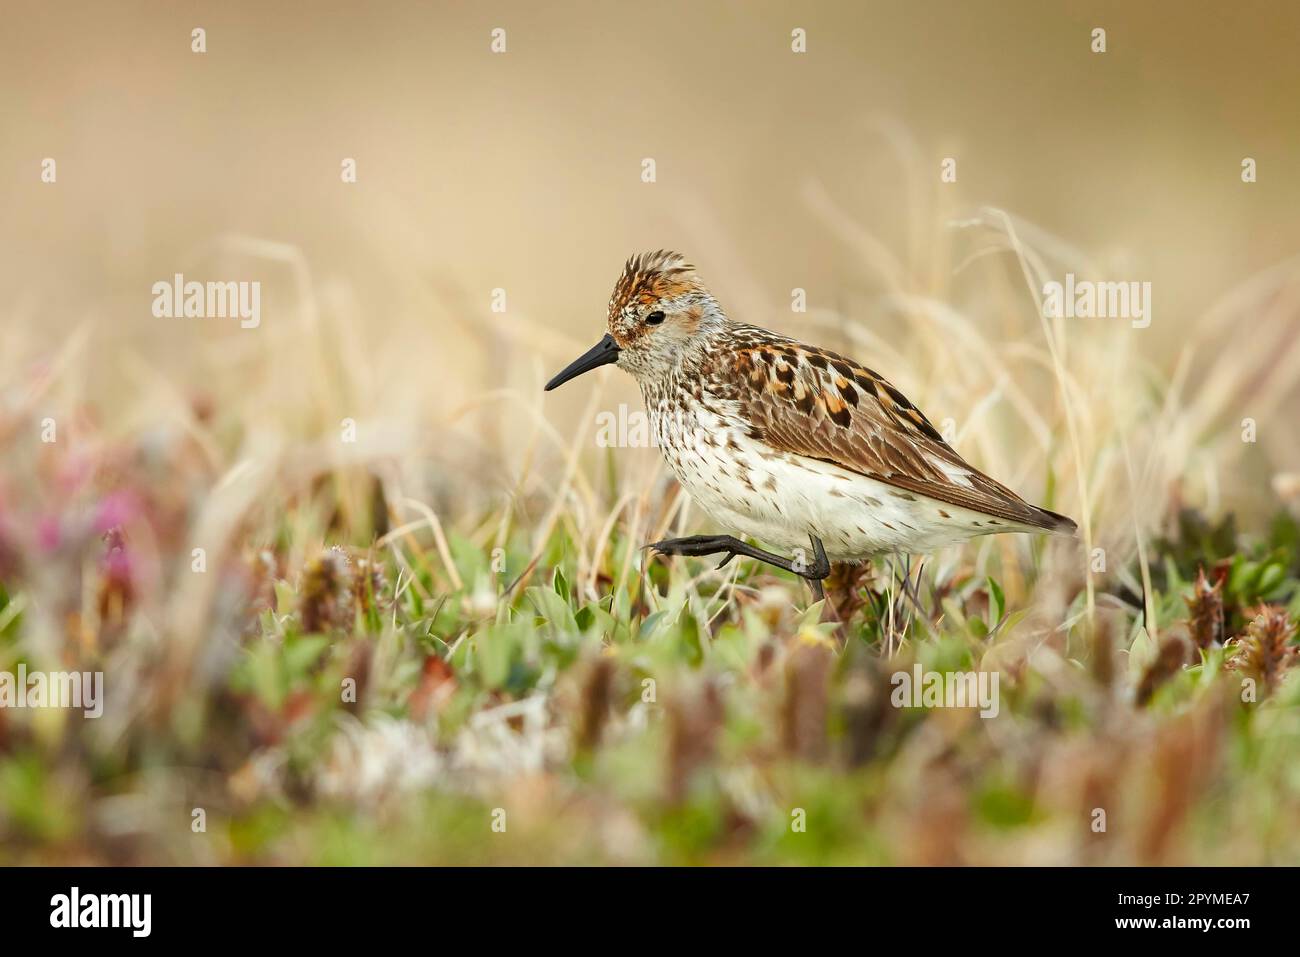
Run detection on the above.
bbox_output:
[545,250,724,391]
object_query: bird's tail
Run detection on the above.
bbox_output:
[1032,506,1078,536]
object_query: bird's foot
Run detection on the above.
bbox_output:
[646,535,747,569]
[646,534,831,598]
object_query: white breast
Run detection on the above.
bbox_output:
[652,399,1007,561]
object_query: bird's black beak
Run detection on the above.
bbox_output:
[544,333,621,391]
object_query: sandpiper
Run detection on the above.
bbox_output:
[546,251,1076,598]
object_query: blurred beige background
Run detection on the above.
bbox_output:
[3,0,1299,527]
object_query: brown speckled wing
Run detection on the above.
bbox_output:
[711,326,1070,531]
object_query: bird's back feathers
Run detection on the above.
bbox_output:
[702,324,1076,536]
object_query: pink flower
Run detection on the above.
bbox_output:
[95,491,140,533]
[36,514,61,552]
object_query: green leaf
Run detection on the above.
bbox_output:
[637,610,668,640]
[1256,562,1286,599]
[678,608,704,667]
[987,576,1005,625]
[526,585,579,635]
[474,623,515,689]
[283,634,330,679]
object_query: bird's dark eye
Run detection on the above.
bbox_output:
[645,310,666,325]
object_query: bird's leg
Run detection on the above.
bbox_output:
[647,534,830,598]
[802,536,830,602]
